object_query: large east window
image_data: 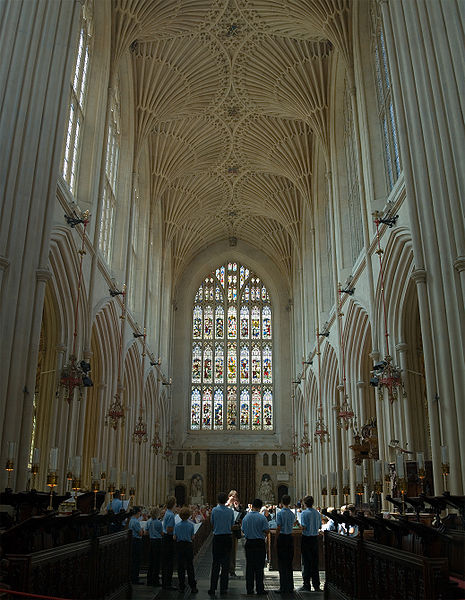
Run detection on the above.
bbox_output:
[190,262,273,431]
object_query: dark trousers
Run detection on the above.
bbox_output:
[245,538,266,594]
[147,538,162,585]
[177,541,196,590]
[162,534,174,587]
[210,534,232,592]
[131,539,142,583]
[301,535,320,590]
[277,533,294,592]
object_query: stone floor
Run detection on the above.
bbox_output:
[131,536,326,600]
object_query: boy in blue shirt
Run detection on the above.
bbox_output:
[174,506,198,593]
[241,498,270,595]
[209,491,235,595]
[299,495,322,592]
[276,495,299,593]
[146,507,163,586]
[162,497,177,589]
[128,506,144,584]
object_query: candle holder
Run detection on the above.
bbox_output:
[91,479,100,510]
[418,467,426,493]
[321,488,327,508]
[120,485,126,505]
[441,463,449,492]
[397,477,407,514]
[331,487,337,507]
[5,459,14,492]
[342,485,350,504]
[31,463,39,491]
[108,483,115,509]
[355,483,364,497]
[47,472,58,510]
[129,487,136,507]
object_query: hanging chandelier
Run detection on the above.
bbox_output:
[291,432,300,461]
[106,284,126,429]
[335,284,355,430]
[163,438,173,460]
[314,328,330,443]
[133,414,148,445]
[58,210,93,402]
[300,422,312,454]
[151,423,163,454]
[372,212,405,404]
[132,329,148,444]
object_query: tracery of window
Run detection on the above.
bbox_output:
[61,5,92,194]
[190,262,273,431]
[372,6,401,191]
[343,81,364,264]
[99,81,121,264]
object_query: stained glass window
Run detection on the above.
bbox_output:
[190,262,273,430]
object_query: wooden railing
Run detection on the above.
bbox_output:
[324,531,448,600]
[4,529,130,600]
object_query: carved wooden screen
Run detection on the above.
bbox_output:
[207,453,256,505]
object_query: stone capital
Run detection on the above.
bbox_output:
[0,256,10,271]
[357,380,366,389]
[369,351,380,361]
[395,342,408,353]
[36,267,52,283]
[411,269,427,284]
[453,256,465,272]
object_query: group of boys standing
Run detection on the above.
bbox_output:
[209,492,322,596]
[127,491,322,595]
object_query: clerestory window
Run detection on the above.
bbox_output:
[190,262,273,431]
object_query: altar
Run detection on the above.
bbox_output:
[267,530,325,571]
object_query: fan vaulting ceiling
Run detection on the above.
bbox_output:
[112,0,353,282]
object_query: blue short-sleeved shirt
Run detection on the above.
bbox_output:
[301,507,321,536]
[241,511,269,540]
[147,518,163,539]
[129,516,142,539]
[211,504,235,535]
[175,519,194,542]
[163,509,175,534]
[276,507,295,534]
[108,498,123,514]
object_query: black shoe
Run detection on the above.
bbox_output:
[163,585,178,591]
[208,591,216,597]
[298,586,311,592]
[256,592,267,596]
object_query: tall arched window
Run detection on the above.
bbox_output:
[190,262,273,431]
[61,4,92,194]
[99,81,120,263]
[372,4,401,191]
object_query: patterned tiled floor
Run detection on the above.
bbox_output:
[132,536,325,600]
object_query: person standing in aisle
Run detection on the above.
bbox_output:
[208,491,236,596]
[146,507,163,586]
[276,494,298,593]
[241,498,270,596]
[128,506,144,584]
[162,496,177,590]
[298,495,322,592]
[174,506,198,594]
[225,489,241,576]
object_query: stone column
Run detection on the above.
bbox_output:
[382,0,464,493]
[0,0,81,487]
